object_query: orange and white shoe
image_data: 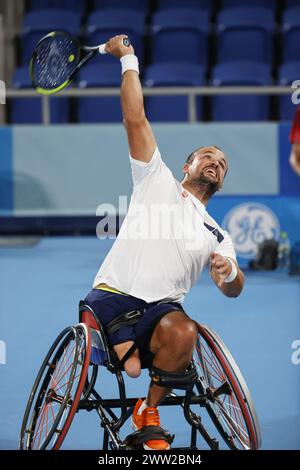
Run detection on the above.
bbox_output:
[131,398,171,450]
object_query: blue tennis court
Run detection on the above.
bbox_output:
[1,0,300,454]
[0,236,299,450]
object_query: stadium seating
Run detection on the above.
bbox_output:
[156,0,212,10]
[11,66,69,124]
[13,0,289,123]
[151,9,210,65]
[143,62,205,122]
[86,9,145,64]
[92,0,149,11]
[285,0,300,7]
[217,7,275,63]
[221,0,277,9]
[29,0,85,13]
[21,9,81,64]
[211,62,271,121]
[278,62,300,120]
[77,63,122,123]
[282,7,300,62]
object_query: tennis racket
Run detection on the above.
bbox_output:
[30,31,131,95]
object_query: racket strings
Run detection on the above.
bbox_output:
[33,35,78,89]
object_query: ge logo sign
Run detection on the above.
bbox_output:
[222,203,280,259]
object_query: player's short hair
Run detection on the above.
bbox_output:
[185,145,222,165]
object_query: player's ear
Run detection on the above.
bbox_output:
[182,163,189,174]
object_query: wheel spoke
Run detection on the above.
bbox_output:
[214,399,249,445]
[194,342,210,385]
[36,403,61,445]
[50,342,71,388]
[54,372,82,395]
[200,340,226,381]
[46,402,49,439]
[37,402,48,449]
[196,342,224,382]
[49,401,56,421]
[53,344,76,387]
[231,393,248,436]
[51,361,74,390]
[196,359,223,383]
[32,403,47,449]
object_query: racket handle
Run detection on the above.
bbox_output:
[98,37,131,55]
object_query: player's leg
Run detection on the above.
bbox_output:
[146,310,198,407]
[131,309,197,450]
[113,341,141,378]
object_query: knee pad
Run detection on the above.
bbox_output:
[149,362,198,390]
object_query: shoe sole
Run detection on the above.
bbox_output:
[131,417,171,451]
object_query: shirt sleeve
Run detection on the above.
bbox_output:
[214,231,237,261]
[129,147,171,187]
[289,107,300,144]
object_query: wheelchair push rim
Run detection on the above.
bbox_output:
[20,324,91,450]
[193,323,261,450]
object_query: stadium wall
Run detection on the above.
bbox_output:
[0,123,299,263]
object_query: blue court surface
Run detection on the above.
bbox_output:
[0,236,299,450]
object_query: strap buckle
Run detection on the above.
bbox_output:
[124,309,142,321]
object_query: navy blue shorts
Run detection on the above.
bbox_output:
[84,289,187,362]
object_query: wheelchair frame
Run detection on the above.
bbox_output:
[77,302,219,450]
[19,301,262,451]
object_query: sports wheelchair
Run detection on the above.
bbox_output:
[20,301,261,450]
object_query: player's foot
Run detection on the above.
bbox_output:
[132,398,171,450]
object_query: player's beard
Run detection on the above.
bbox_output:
[193,171,221,197]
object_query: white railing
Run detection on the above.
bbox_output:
[5,85,295,124]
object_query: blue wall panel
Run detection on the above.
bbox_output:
[9,123,279,217]
[0,127,13,213]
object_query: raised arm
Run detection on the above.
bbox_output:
[105,35,156,163]
[289,143,300,177]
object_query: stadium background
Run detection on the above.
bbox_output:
[0,0,299,450]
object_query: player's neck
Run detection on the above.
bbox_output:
[182,181,212,206]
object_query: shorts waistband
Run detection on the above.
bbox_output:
[94,283,129,296]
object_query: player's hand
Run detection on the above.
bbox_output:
[210,253,233,287]
[105,35,135,58]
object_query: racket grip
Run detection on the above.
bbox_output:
[98,44,107,55]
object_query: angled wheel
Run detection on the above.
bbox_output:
[20,324,91,450]
[193,323,261,450]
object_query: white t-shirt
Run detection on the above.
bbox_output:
[93,147,236,303]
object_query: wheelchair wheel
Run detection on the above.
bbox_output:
[193,323,261,450]
[20,324,91,450]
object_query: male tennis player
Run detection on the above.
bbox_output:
[84,35,244,450]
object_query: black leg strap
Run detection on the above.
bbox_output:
[149,362,198,390]
[118,343,138,368]
[106,308,145,336]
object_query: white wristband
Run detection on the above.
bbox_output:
[223,258,238,283]
[120,54,139,75]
